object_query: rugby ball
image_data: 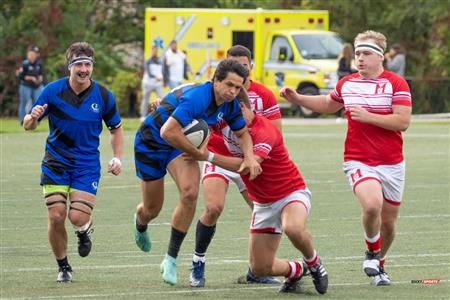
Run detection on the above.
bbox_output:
[182,119,210,148]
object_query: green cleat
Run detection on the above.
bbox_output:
[133,213,151,252]
[160,254,177,285]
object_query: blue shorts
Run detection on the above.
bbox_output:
[134,132,182,181]
[40,163,101,195]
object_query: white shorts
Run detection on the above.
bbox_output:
[343,160,405,206]
[201,162,247,193]
[250,189,312,234]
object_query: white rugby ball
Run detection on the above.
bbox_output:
[182,119,210,148]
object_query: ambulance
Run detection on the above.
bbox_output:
[145,8,343,117]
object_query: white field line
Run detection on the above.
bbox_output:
[0,213,449,232]
[1,279,449,300]
[2,253,449,273]
[1,212,449,232]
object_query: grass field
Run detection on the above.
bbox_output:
[1,120,449,299]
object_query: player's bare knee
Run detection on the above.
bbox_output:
[68,199,94,225]
[179,185,199,203]
[363,204,381,218]
[45,193,67,224]
[205,203,224,220]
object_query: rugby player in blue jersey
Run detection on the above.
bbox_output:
[133,59,262,286]
[23,42,124,283]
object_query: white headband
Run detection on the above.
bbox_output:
[355,42,384,57]
[68,56,94,69]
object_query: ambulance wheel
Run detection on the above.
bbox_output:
[295,86,321,118]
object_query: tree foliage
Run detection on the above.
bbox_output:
[1,0,448,116]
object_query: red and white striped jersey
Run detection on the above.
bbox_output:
[225,114,306,203]
[330,70,412,166]
[208,80,281,155]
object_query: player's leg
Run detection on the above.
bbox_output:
[249,231,306,291]
[190,172,228,287]
[354,180,384,276]
[344,162,384,277]
[160,154,200,285]
[281,196,327,294]
[247,200,306,291]
[374,162,404,285]
[68,167,101,258]
[133,144,170,253]
[43,185,72,283]
[67,190,96,258]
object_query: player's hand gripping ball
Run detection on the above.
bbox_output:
[182,119,210,148]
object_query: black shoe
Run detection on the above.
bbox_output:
[308,258,328,294]
[76,224,93,257]
[57,265,73,283]
[279,261,308,293]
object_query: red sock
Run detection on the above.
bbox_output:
[287,261,303,279]
[365,233,381,253]
[379,258,385,268]
[303,252,318,267]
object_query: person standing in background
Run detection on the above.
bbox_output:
[141,45,164,121]
[163,40,186,89]
[385,44,406,77]
[17,46,46,124]
[336,43,356,118]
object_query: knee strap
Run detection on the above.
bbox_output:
[45,193,67,208]
[69,199,95,216]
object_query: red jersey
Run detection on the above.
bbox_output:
[208,80,281,155]
[221,114,306,204]
[330,70,412,166]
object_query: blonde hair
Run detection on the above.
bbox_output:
[339,43,354,65]
[354,30,387,52]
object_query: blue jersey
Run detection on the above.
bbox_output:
[138,82,245,149]
[32,77,121,168]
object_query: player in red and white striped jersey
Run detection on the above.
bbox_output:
[190,46,282,287]
[280,30,412,286]
[195,94,328,294]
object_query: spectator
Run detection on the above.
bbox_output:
[385,44,406,77]
[336,43,357,118]
[17,46,46,123]
[163,40,186,89]
[141,45,164,120]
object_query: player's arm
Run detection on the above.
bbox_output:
[108,127,124,175]
[161,116,206,160]
[23,104,48,130]
[280,87,342,113]
[349,105,411,131]
[233,126,262,180]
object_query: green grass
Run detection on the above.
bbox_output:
[1,123,449,299]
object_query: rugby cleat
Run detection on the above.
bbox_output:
[133,213,151,252]
[363,250,381,277]
[279,262,308,293]
[160,254,177,285]
[372,267,391,286]
[76,224,93,257]
[237,268,280,284]
[308,258,328,294]
[189,260,205,287]
[56,265,73,283]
